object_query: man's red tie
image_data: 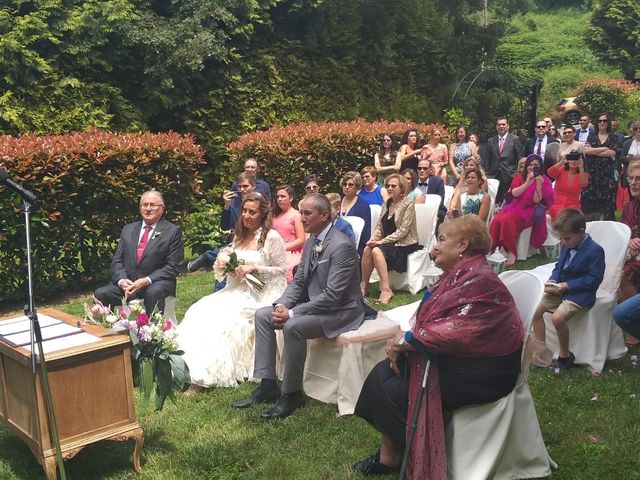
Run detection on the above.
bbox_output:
[536,140,542,156]
[136,225,152,263]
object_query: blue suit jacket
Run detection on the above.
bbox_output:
[575,127,595,143]
[548,234,605,308]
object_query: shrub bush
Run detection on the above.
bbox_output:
[574,78,640,120]
[0,130,205,302]
[224,119,450,199]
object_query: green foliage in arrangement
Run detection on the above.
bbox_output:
[0,131,205,302]
[574,78,640,122]
[224,119,451,199]
[587,0,640,82]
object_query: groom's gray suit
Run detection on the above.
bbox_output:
[253,225,365,394]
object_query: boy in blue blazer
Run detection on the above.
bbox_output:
[531,208,605,372]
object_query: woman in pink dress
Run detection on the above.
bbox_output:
[421,129,449,184]
[272,185,304,282]
[489,154,555,266]
[546,152,589,220]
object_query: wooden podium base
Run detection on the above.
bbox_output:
[0,309,144,479]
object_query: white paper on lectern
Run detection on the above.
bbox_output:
[3,322,85,347]
[24,332,101,354]
[0,314,64,336]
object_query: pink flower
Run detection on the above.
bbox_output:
[119,305,131,318]
[163,319,173,331]
[136,313,149,326]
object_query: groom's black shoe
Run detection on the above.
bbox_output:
[260,391,305,420]
[232,384,280,409]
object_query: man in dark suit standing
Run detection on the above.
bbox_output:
[486,117,524,204]
[94,190,184,314]
[416,158,446,223]
[525,120,559,176]
[234,193,364,419]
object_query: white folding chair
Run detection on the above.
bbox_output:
[444,185,455,209]
[387,196,440,294]
[342,216,365,249]
[532,221,630,372]
[129,295,176,321]
[446,270,556,480]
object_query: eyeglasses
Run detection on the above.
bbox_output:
[627,176,640,184]
[536,125,546,129]
[598,119,608,123]
[305,185,318,191]
[633,127,640,132]
[140,203,163,209]
[385,184,399,189]
[417,167,430,171]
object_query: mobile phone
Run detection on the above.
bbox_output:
[566,153,581,161]
[533,166,541,176]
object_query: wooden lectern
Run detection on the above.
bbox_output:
[0,308,144,479]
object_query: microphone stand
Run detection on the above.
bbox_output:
[22,199,67,480]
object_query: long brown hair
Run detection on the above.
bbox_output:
[273,185,295,217]
[234,192,272,249]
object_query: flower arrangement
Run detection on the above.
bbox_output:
[84,299,190,411]
[214,246,265,292]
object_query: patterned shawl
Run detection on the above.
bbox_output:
[406,254,524,479]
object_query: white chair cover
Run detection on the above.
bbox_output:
[446,270,556,479]
[369,204,381,236]
[487,178,500,225]
[387,197,440,294]
[129,296,176,321]
[529,221,630,372]
[302,312,400,415]
[342,215,365,248]
[516,226,540,260]
[444,185,455,209]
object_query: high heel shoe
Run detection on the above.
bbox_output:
[375,291,394,305]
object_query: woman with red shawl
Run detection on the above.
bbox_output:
[353,215,524,478]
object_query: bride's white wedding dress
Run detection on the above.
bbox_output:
[177,228,286,387]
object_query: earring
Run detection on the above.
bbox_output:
[458,252,463,258]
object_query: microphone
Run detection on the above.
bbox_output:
[0,169,38,204]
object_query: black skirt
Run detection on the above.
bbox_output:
[379,243,423,273]
[354,349,522,450]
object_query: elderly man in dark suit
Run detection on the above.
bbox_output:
[234,193,364,420]
[486,117,524,204]
[416,158,446,224]
[94,190,184,314]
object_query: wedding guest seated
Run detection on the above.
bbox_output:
[233,193,364,420]
[415,159,446,224]
[451,155,489,196]
[618,160,640,344]
[272,185,304,283]
[360,174,422,305]
[402,168,426,204]
[178,193,286,393]
[530,209,605,372]
[230,157,271,201]
[339,171,371,256]
[489,154,555,266]
[359,166,388,206]
[546,151,589,221]
[352,215,523,477]
[94,190,183,314]
[326,193,356,245]
[447,168,490,221]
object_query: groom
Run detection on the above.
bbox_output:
[234,193,364,419]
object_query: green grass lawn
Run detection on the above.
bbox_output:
[1,256,640,479]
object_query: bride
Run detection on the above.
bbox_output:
[178,192,287,391]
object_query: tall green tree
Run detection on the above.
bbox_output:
[587,0,640,81]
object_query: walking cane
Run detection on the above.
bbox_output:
[398,333,431,480]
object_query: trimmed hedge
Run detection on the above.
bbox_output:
[225,119,451,199]
[0,130,205,302]
[574,78,640,121]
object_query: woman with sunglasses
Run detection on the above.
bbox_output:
[581,113,618,220]
[546,150,589,221]
[374,134,399,186]
[339,171,371,256]
[548,125,561,142]
[360,174,421,304]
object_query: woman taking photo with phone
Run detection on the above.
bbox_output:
[546,150,589,221]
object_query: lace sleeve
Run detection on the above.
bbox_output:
[256,230,287,282]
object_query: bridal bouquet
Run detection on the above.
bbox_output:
[84,299,190,411]
[213,246,265,292]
